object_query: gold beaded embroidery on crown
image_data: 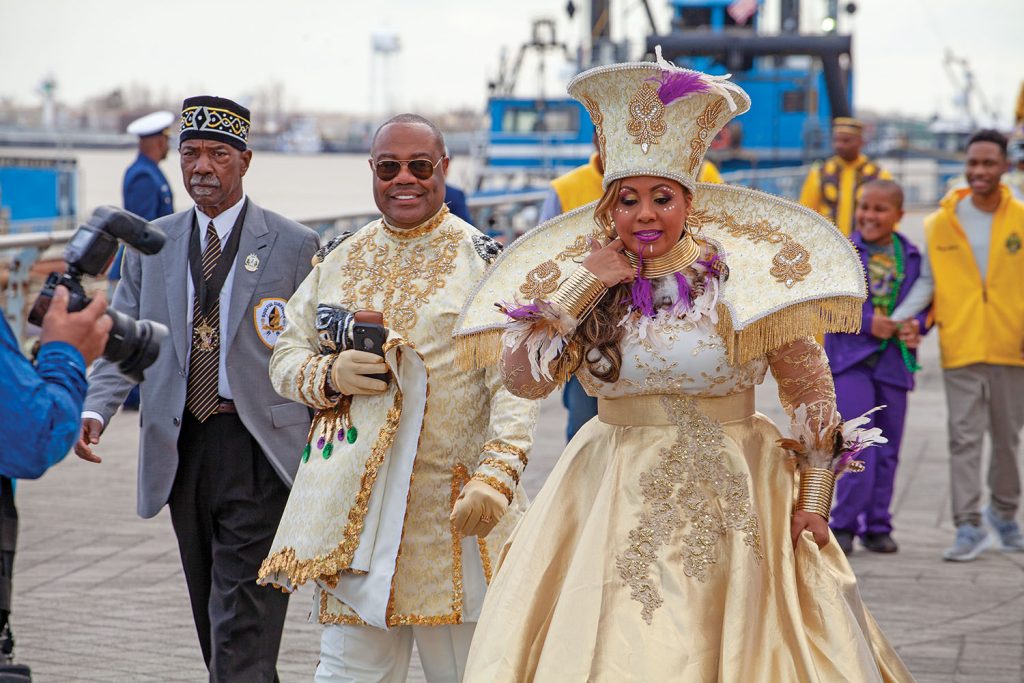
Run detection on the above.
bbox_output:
[567,61,750,193]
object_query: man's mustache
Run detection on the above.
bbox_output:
[190,174,220,187]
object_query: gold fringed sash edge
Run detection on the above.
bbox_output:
[258,390,405,590]
[715,297,862,365]
[454,329,503,370]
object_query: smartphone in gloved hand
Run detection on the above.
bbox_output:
[352,310,390,384]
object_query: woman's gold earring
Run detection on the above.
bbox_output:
[606,218,617,238]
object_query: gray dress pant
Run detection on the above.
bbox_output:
[943,364,1024,526]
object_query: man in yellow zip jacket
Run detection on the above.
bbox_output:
[917,130,1024,561]
[537,144,722,440]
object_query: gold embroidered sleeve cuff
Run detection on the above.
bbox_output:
[796,467,835,520]
[471,473,515,505]
[304,354,339,410]
[548,266,607,322]
[475,437,529,495]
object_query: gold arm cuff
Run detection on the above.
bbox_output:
[548,266,607,321]
[797,467,836,520]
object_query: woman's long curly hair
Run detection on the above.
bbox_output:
[570,178,695,384]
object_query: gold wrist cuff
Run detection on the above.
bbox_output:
[797,467,836,520]
[548,266,607,321]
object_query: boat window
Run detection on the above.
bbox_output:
[501,106,579,134]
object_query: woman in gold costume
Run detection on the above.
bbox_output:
[454,56,915,682]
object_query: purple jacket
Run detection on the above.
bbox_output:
[824,231,930,390]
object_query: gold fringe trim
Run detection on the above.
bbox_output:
[454,329,503,370]
[258,390,405,589]
[715,297,863,365]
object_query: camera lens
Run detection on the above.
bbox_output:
[103,309,169,383]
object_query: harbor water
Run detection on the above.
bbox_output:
[1,146,478,224]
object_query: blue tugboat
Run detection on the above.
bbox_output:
[472,19,595,195]
[651,0,853,171]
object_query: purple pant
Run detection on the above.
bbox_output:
[830,366,909,536]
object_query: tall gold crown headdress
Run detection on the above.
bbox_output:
[569,47,750,193]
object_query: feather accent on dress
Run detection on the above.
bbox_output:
[778,404,888,477]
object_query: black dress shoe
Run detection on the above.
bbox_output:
[862,533,899,553]
[833,530,854,555]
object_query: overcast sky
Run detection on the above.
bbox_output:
[1,0,1021,125]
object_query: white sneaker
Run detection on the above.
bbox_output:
[942,524,994,562]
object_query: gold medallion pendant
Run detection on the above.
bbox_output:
[193,320,218,351]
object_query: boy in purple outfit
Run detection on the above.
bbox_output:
[825,180,930,554]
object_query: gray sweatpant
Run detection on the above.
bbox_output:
[944,364,1024,527]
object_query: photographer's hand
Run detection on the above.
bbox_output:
[40,286,112,365]
[74,418,104,463]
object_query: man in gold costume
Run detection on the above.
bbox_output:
[800,117,892,236]
[259,114,537,682]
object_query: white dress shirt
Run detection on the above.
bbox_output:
[83,195,246,427]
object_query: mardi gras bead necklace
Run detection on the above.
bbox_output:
[875,236,921,373]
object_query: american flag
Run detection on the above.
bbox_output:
[727,0,760,25]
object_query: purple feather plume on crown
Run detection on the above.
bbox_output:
[650,70,710,106]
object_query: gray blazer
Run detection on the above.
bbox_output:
[84,200,319,518]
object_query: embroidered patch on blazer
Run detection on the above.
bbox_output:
[254,298,288,348]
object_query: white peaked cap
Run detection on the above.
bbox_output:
[126,110,175,137]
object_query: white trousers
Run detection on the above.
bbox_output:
[315,623,476,683]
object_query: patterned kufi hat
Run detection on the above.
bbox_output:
[831,117,864,135]
[568,47,750,194]
[179,95,251,151]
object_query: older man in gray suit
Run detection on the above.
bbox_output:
[75,96,318,682]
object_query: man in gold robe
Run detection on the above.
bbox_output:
[800,117,892,236]
[260,114,538,682]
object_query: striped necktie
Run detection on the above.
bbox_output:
[185,220,223,422]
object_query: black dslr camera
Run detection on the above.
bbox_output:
[28,206,169,382]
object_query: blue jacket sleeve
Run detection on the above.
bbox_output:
[124,173,160,221]
[444,185,473,224]
[0,320,87,479]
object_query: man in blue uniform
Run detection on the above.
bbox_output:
[112,110,175,409]
[111,110,175,282]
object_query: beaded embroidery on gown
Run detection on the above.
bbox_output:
[463,274,914,683]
